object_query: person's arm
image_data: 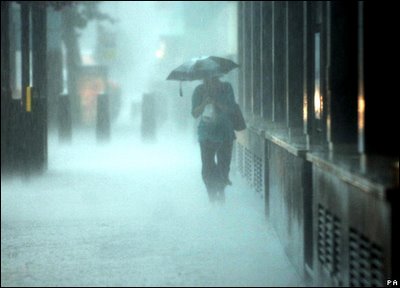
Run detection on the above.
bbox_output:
[192,97,212,118]
[192,86,212,118]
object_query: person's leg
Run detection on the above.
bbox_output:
[216,141,233,186]
[215,141,233,203]
[200,141,220,202]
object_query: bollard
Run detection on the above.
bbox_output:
[57,93,72,142]
[23,87,47,174]
[96,92,110,142]
[141,93,157,141]
[5,99,25,173]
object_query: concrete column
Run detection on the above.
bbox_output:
[96,93,111,142]
[19,3,32,174]
[326,2,358,152]
[272,1,287,125]
[1,2,10,88]
[1,2,11,170]
[32,4,48,171]
[243,2,252,116]
[303,2,313,147]
[47,9,63,130]
[58,94,72,142]
[251,1,261,116]
[261,2,273,121]
[286,1,305,141]
[237,2,244,108]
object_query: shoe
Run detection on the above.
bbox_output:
[207,189,218,203]
[216,190,225,204]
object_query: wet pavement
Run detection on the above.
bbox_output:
[1,124,306,287]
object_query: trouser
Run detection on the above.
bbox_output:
[200,140,233,201]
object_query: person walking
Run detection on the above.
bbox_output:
[191,76,236,203]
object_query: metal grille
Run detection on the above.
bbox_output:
[244,148,253,185]
[349,227,385,287]
[237,144,244,176]
[253,154,263,195]
[317,204,342,285]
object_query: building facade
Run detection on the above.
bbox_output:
[236,2,398,286]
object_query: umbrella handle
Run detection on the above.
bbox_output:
[180,82,183,97]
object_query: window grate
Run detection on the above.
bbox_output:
[244,148,253,185]
[349,227,385,287]
[317,204,342,285]
[237,145,244,176]
[253,154,263,194]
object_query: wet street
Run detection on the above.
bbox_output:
[1,124,305,287]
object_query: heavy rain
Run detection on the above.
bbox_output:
[2,1,397,287]
[1,2,303,286]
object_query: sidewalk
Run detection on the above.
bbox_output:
[1,124,306,287]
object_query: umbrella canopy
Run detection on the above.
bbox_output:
[166,56,239,82]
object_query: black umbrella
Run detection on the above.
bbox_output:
[166,56,239,96]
